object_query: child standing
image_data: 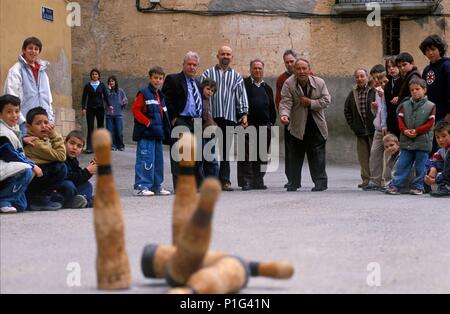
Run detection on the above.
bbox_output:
[56,130,96,208]
[24,107,67,210]
[395,52,421,104]
[106,76,128,151]
[384,57,403,138]
[131,66,171,196]
[0,95,42,213]
[386,78,436,195]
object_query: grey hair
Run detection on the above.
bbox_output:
[184,51,200,63]
[283,49,300,60]
[354,68,368,77]
[295,58,311,68]
[250,59,265,68]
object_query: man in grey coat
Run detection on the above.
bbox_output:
[279,58,331,192]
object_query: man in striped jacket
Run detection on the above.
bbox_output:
[201,46,249,191]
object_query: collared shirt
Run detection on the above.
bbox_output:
[357,85,369,121]
[201,65,249,123]
[251,76,264,88]
[180,74,202,118]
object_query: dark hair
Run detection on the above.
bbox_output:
[434,120,450,134]
[283,49,300,60]
[107,76,119,93]
[90,68,101,80]
[22,37,42,52]
[250,59,265,68]
[0,94,21,112]
[395,52,414,66]
[26,107,48,125]
[370,64,386,75]
[408,78,427,89]
[385,56,397,70]
[65,130,85,144]
[149,66,165,77]
[419,34,447,57]
[201,78,217,92]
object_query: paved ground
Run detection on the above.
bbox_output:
[1,146,449,294]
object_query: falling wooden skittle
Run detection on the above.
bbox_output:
[167,256,249,294]
[141,244,294,280]
[166,178,221,286]
[92,129,131,290]
[172,132,198,246]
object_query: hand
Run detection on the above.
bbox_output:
[240,115,248,128]
[86,161,97,175]
[382,127,388,136]
[280,115,289,125]
[109,106,114,113]
[424,174,436,186]
[404,129,417,138]
[23,136,38,146]
[371,101,378,110]
[46,123,56,137]
[82,109,86,116]
[376,87,384,97]
[33,165,43,177]
[391,97,399,105]
[300,97,311,107]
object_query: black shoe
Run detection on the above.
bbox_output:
[284,183,291,188]
[430,185,450,197]
[242,183,252,191]
[311,186,327,192]
[253,184,267,190]
[287,187,297,192]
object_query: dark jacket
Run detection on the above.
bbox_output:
[344,86,376,137]
[65,157,92,187]
[384,75,403,137]
[162,72,202,121]
[422,57,450,121]
[244,77,277,126]
[81,82,111,110]
[398,67,421,104]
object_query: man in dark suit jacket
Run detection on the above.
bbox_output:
[162,51,203,189]
[237,59,277,190]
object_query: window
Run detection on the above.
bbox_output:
[383,18,400,56]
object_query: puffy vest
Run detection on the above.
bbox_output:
[399,97,435,152]
[132,85,171,142]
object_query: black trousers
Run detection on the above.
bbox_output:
[237,125,271,187]
[284,125,293,185]
[214,118,236,185]
[289,124,328,189]
[86,107,105,151]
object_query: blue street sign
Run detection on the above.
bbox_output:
[42,7,54,22]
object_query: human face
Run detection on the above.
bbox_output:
[0,104,21,127]
[355,70,368,88]
[294,60,310,84]
[384,140,400,156]
[65,137,84,158]
[91,71,100,81]
[284,54,296,74]
[27,114,50,138]
[387,63,399,78]
[435,130,450,148]
[250,61,264,82]
[398,61,414,77]
[183,57,199,78]
[425,46,441,64]
[108,79,116,89]
[377,76,389,88]
[149,73,164,89]
[217,46,233,68]
[22,44,40,65]
[203,86,215,98]
[409,83,426,101]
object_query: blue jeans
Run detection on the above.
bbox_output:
[390,149,429,190]
[27,162,67,206]
[0,168,33,211]
[58,180,93,207]
[106,116,124,150]
[134,139,164,192]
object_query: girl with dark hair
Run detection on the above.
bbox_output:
[81,69,111,153]
[106,76,128,151]
[384,56,403,137]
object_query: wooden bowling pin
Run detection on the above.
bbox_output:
[167,256,249,294]
[172,132,198,246]
[166,178,221,286]
[142,244,294,280]
[92,129,131,290]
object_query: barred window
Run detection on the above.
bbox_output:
[382,18,400,56]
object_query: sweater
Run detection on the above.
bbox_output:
[65,157,93,186]
[24,130,66,165]
[422,57,450,121]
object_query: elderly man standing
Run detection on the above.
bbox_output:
[201,46,249,191]
[343,68,376,189]
[163,51,204,189]
[276,49,299,189]
[279,59,331,192]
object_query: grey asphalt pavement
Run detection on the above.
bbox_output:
[1,146,449,294]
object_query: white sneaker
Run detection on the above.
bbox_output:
[133,189,155,196]
[1,206,17,214]
[155,189,171,196]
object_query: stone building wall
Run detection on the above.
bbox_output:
[72,0,449,163]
